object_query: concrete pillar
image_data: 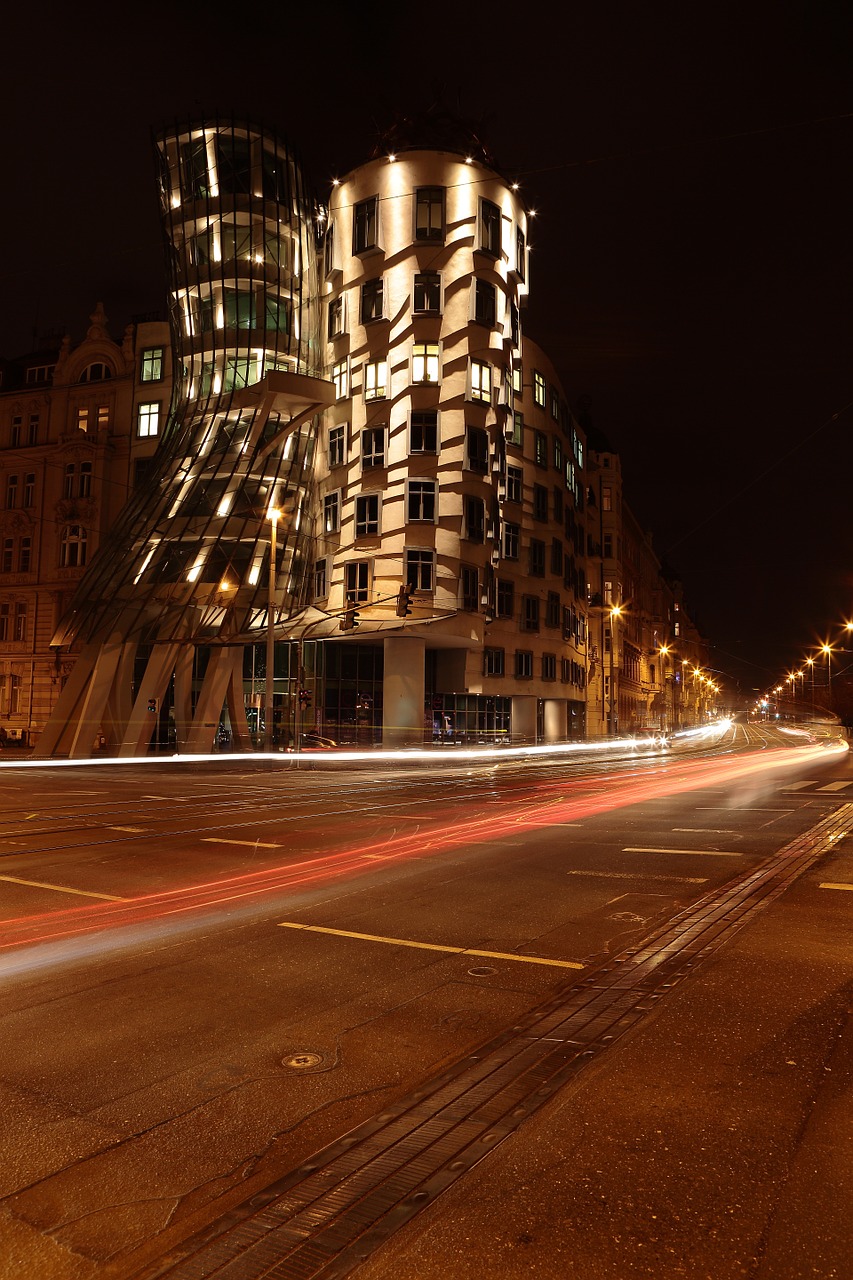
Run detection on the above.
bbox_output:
[382,637,426,747]
[543,698,567,742]
[512,694,538,744]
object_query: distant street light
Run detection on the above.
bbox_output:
[265,508,280,752]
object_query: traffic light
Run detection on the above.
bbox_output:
[147,697,159,714]
[395,585,413,617]
[298,688,312,710]
[340,606,359,632]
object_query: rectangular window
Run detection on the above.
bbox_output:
[314,558,328,598]
[415,187,444,240]
[140,348,165,382]
[96,405,110,430]
[553,436,562,471]
[353,196,378,253]
[412,342,440,383]
[550,538,563,576]
[405,548,434,592]
[18,539,31,574]
[10,417,22,448]
[137,402,160,438]
[364,359,387,401]
[5,475,17,509]
[323,490,341,533]
[553,487,563,524]
[522,595,540,631]
[497,579,515,618]
[603,532,613,558]
[464,496,485,542]
[1,539,12,573]
[332,359,349,399]
[0,604,7,639]
[407,478,436,522]
[533,371,546,407]
[361,426,386,468]
[461,566,479,611]
[602,485,613,511]
[23,474,35,508]
[328,423,346,468]
[529,539,545,576]
[76,407,89,432]
[410,411,438,454]
[516,227,526,280]
[502,522,519,560]
[546,591,561,628]
[79,462,93,498]
[484,647,505,677]
[355,493,380,537]
[469,359,492,403]
[533,484,548,522]
[27,414,39,445]
[509,411,524,446]
[480,198,502,256]
[413,271,441,313]
[512,365,522,395]
[550,390,560,420]
[506,464,522,503]
[360,278,384,323]
[515,650,533,679]
[534,430,548,467]
[345,560,370,602]
[542,653,557,681]
[324,221,338,277]
[510,302,519,349]
[13,602,27,641]
[465,425,489,473]
[328,296,344,339]
[474,278,497,327]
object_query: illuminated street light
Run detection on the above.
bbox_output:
[265,508,280,753]
[609,604,623,736]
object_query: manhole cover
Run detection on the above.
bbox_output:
[282,1051,325,1070]
[467,966,498,977]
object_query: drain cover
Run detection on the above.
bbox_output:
[467,966,498,977]
[282,1051,324,1070]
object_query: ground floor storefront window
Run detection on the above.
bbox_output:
[429,693,511,745]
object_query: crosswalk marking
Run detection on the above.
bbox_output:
[816,781,853,792]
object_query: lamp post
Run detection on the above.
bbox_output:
[658,644,671,731]
[821,643,833,710]
[264,508,280,752]
[609,604,623,736]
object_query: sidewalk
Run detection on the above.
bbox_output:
[355,826,853,1279]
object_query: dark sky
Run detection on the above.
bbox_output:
[2,1,851,695]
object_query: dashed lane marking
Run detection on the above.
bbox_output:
[201,837,280,849]
[0,874,126,901]
[566,870,708,883]
[819,882,853,891]
[277,921,585,969]
[109,826,147,833]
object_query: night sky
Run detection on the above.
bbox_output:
[2,2,851,696]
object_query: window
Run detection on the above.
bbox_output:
[1,539,12,572]
[361,278,384,323]
[10,417,21,447]
[480,198,502,256]
[506,464,522,503]
[497,579,515,618]
[361,426,386,468]
[328,296,344,339]
[533,484,548,522]
[464,496,485,542]
[23,474,35,508]
[413,271,441,313]
[324,220,338,277]
[502,522,519,560]
[469,359,492,403]
[474,279,497,327]
[510,302,519,349]
[542,653,557,681]
[550,538,563,576]
[550,390,560,420]
[522,595,540,631]
[410,411,438,454]
[461,566,479,611]
[415,187,444,240]
[533,371,546,407]
[17,540,31,574]
[515,650,533,678]
[137,402,160,438]
[364,359,387,401]
[314,558,328,598]
[412,342,440,383]
[529,539,545,576]
[60,525,87,568]
[546,591,561,628]
[355,493,380,537]
[140,348,165,382]
[27,414,39,445]
[79,462,93,498]
[405,548,434,591]
[345,560,370,602]
[602,485,613,511]
[78,363,112,383]
[96,405,110,430]
[465,425,489,473]
[353,196,379,253]
[515,227,526,280]
[323,491,341,533]
[484,647,505,677]
[553,436,562,470]
[0,604,7,639]
[553,487,563,524]
[407,478,436,522]
[332,359,349,399]
[5,475,17,508]
[509,412,524,447]
[603,532,613,558]
[534,430,548,467]
[76,407,89,432]
[63,464,75,499]
[328,424,346,468]
[512,365,522,395]
[25,365,54,385]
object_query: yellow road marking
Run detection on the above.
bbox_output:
[202,837,280,849]
[623,847,742,857]
[0,874,126,901]
[819,882,853,891]
[277,921,584,969]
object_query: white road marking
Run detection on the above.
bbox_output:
[201,837,280,849]
[781,782,813,791]
[819,882,853,891]
[0,874,125,901]
[109,826,147,833]
[566,870,708,883]
[816,782,853,792]
[623,847,743,857]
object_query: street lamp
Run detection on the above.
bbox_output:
[658,644,671,731]
[265,507,280,752]
[609,604,623,736]
[820,642,833,710]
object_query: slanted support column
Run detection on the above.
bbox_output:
[511,695,537,745]
[382,637,425,748]
[543,698,567,742]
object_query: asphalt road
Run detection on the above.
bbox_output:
[0,722,849,1278]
